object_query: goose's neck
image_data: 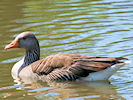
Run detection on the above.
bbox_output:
[18,47,40,75]
[24,48,40,65]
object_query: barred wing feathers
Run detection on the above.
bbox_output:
[30,54,127,81]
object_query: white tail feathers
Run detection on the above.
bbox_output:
[124,60,131,65]
[79,59,130,81]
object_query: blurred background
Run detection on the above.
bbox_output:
[0,0,133,99]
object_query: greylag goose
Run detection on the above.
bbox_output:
[5,32,130,82]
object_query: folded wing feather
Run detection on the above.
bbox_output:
[30,54,125,81]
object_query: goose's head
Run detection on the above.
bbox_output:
[5,32,39,50]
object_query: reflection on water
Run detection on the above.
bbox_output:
[0,0,133,99]
[0,81,126,100]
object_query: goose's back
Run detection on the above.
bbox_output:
[29,54,125,81]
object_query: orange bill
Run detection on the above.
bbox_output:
[5,39,19,50]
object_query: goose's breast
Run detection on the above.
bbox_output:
[11,59,24,79]
[19,66,38,78]
[12,59,39,80]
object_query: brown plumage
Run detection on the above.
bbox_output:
[30,54,127,81]
[5,32,130,82]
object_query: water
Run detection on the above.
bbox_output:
[0,0,133,99]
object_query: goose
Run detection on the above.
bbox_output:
[5,32,130,82]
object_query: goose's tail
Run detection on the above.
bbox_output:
[79,57,131,81]
[116,57,131,65]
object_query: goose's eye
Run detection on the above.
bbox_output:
[22,37,26,40]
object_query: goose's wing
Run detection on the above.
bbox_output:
[31,54,90,75]
[31,54,127,81]
[44,61,111,81]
